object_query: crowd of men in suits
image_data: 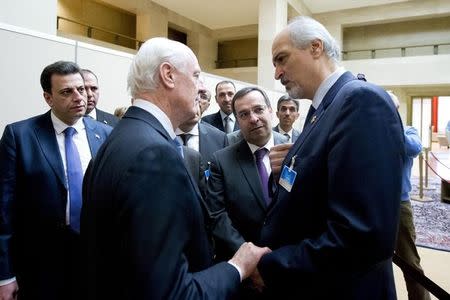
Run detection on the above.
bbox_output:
[0,16,409,300]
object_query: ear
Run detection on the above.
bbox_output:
[310,39,324,58]
[276,111,281,119]
[159,62,175,89]
[268,107,273,114]
[43,92,53,107]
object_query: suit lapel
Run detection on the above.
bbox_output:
[84,117,106,156]
[236,141,267,210]
[283,72,356,166]
[126,107,204,201]
[35,112,66,188]
[198,123,208,159]
[214,112,225,131]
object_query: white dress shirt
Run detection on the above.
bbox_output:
[311,67,346,109]
[133,99,177,139]
[175,123,200,151]
[247,134,275,174]
[51,112,92,225]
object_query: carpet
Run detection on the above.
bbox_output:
[410,175,450,252]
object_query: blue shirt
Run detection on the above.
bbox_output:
[401,126,422,201]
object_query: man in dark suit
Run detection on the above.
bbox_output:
[202,80,240,133]
[0,61,111,300]
[206,87,287,264]
[81,69,119,127]
[81,37,270,300]
[176,95,228,163]
[272,95,300,143]
[258,16,405,299]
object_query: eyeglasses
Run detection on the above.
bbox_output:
[198,91,210,101]
[237,105,267,120]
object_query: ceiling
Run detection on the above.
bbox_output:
[100,0,411,29]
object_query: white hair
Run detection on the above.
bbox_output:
[127,37,195,97]
[386,90,400,109]
[287,16,341,64]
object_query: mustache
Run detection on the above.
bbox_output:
[280,76,289,86]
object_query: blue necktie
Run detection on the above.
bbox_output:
[173,138,184,158]
[64,127,83,233]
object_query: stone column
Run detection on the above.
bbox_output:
[257,0,287,91]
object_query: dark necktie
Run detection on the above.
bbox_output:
[283,133,290,141]
[173,138,184,158]
[178,133,192,146]
[224,116,233,134]
[64,127,83,233]
[254,148,270,205]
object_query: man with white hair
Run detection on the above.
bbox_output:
[258,16,404,299]
[81,37,270,300]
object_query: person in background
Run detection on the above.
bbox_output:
[202,80,239,133]
[113,106,128,119]
[206,86,288,299]
[81,69,119,127]
[273,95,300,143]
[388,91,431,300]
[0,61,111,300]
[198,87,212,115]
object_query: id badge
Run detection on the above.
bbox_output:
[279,165,297,192]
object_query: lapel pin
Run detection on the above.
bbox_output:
[95,134,100,139]
[310,115,317,124]
[103,120,108,124]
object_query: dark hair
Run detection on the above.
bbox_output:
[215,80,236,94]
[40,61,81,94]
[277,95,299,111]
[232,86,272,115]
[81,69,98,81]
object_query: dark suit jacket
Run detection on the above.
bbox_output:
[0,112,111,300]
[198,122,228,162]
[206,133,287,261]
[272,125,300,143]
[258,72,405,299]
[81,106,239,300]
[201,111,239,133]
[96,108,119,127]
[183,146,207,199]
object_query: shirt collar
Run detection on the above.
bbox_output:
[277,125,292,137]
[175,123,199,136]
[247,134,275,154]
[219,110,235,122]
[311,67,346,109]
[133,98,176,139]
[87,108,97,120]
[51,111,85,134]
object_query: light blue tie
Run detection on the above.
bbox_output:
[64,127,83,233]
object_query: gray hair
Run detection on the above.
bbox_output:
[127,37,195,97]
[287,16,340,64]
[386,90,400,109]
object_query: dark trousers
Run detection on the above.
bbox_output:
[395,201,431,300]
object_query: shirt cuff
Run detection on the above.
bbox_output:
[0,277,16,286]
[227,261,243,282]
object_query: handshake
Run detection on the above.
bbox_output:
[228,242,271,292]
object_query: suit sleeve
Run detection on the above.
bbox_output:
[260,86,404,283]
[117,145,239,299]
[0,126,17,280]
[404,126,422,158]
[205,154,246,257]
